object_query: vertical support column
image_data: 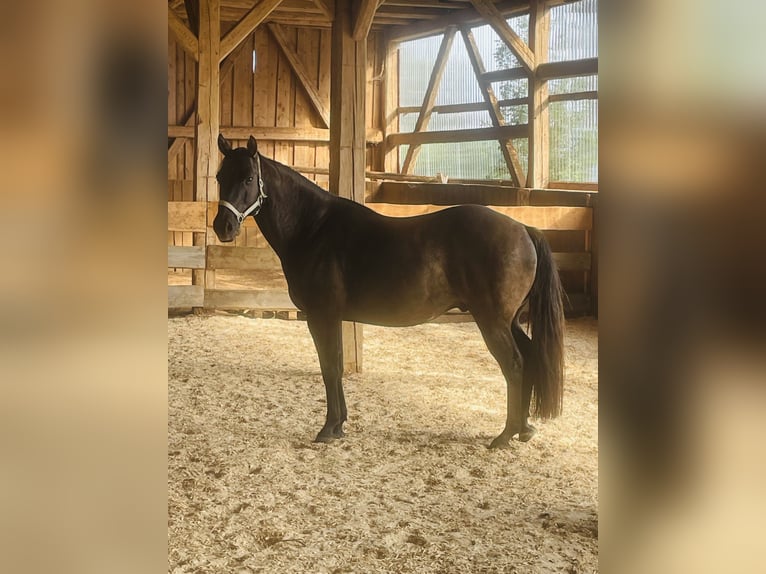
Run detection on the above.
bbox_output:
[193,0,220,300]
[528,0,550,188]
[330,0,365,373]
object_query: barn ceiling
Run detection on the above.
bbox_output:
[168,0,557,38]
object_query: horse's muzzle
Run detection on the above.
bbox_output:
[213,211,240,243]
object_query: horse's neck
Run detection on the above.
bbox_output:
[255,160,326,258]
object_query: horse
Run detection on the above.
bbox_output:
[213,135,564,449]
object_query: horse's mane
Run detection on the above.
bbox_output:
[267,157,332,199]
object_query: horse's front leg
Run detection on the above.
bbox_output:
[306,315,346,442]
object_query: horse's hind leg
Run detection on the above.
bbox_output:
[475,317,524,449]
[306,315,347,442]
[512,319,536,442]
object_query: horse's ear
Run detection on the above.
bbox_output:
[218,134,232,156]
[247,136,258,157]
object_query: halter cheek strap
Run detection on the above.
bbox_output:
[218,154,267,224]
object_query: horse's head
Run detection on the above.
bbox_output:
[213,134,265,243]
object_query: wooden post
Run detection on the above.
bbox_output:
[528,0,550,188]
[193,0,220,299]
[330,0,365,373]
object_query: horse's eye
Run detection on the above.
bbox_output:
[246,177,253,184]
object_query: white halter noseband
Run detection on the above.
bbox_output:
[218,154,267,224]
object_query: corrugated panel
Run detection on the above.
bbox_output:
[549,100,598,183]
[549,0,598,62]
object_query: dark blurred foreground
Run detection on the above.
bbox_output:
[0,1,764,572]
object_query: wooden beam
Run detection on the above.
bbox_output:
[168,6,199,61]
[397,97,528,115]
[267,23,330,128]
[388,124,528,147]
[469,0,534,74]
[219,0,284,62]
[168,246,206,269]
[549,90,598,103]
[401,26,456,174]
[537,58,598,80]
[461,26,523,186]
[352,0,380,41]
[481,67,527,83]
[528,0,550,188]
[195,0,221,294]
[204,289,296,310]
[330,0,365,373]
[168,285,205,308]
[313,0,334,21]
[169,125,384,143]
[183,0,200,35]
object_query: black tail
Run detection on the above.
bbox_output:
[523,226,565,418]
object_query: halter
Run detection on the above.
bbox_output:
[218,153,267,224]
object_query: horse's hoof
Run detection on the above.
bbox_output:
[332,427,346,439]
[518,424,537,443]
[314,432,335,444]
[488,435,512,450]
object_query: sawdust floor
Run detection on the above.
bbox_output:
[168,316,598,574]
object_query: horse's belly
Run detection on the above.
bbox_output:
[342,289,458,327]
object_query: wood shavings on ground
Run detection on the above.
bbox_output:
[169,315,598,573]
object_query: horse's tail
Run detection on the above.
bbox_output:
[522,226,565,419]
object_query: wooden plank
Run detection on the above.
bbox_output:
[168,246,206,269]
[293,28,318,181]
[169,202,207,231]
[253,26,276,161]
[268,23,330,128]
[168,6,199,61]
[461,26,523,185]
[481,67,527,84]
[232,34,254,131]
[552,252,591,272]
[401,27,456,174]
[469,0,534,73]
[315,28,332,188]
[368,203,592,230]
[220,0,284,62]
[168,285,205,308]
[204,289,296,310]
[528,0,550,188]
[536,58,598,81]
[388,124,527,147]
[207,245,282,270]
[352,0,380,41]
[274,25,295,166]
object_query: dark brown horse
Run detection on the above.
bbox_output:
[213,135,564,448]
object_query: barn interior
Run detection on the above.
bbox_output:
[167,0,598,373]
